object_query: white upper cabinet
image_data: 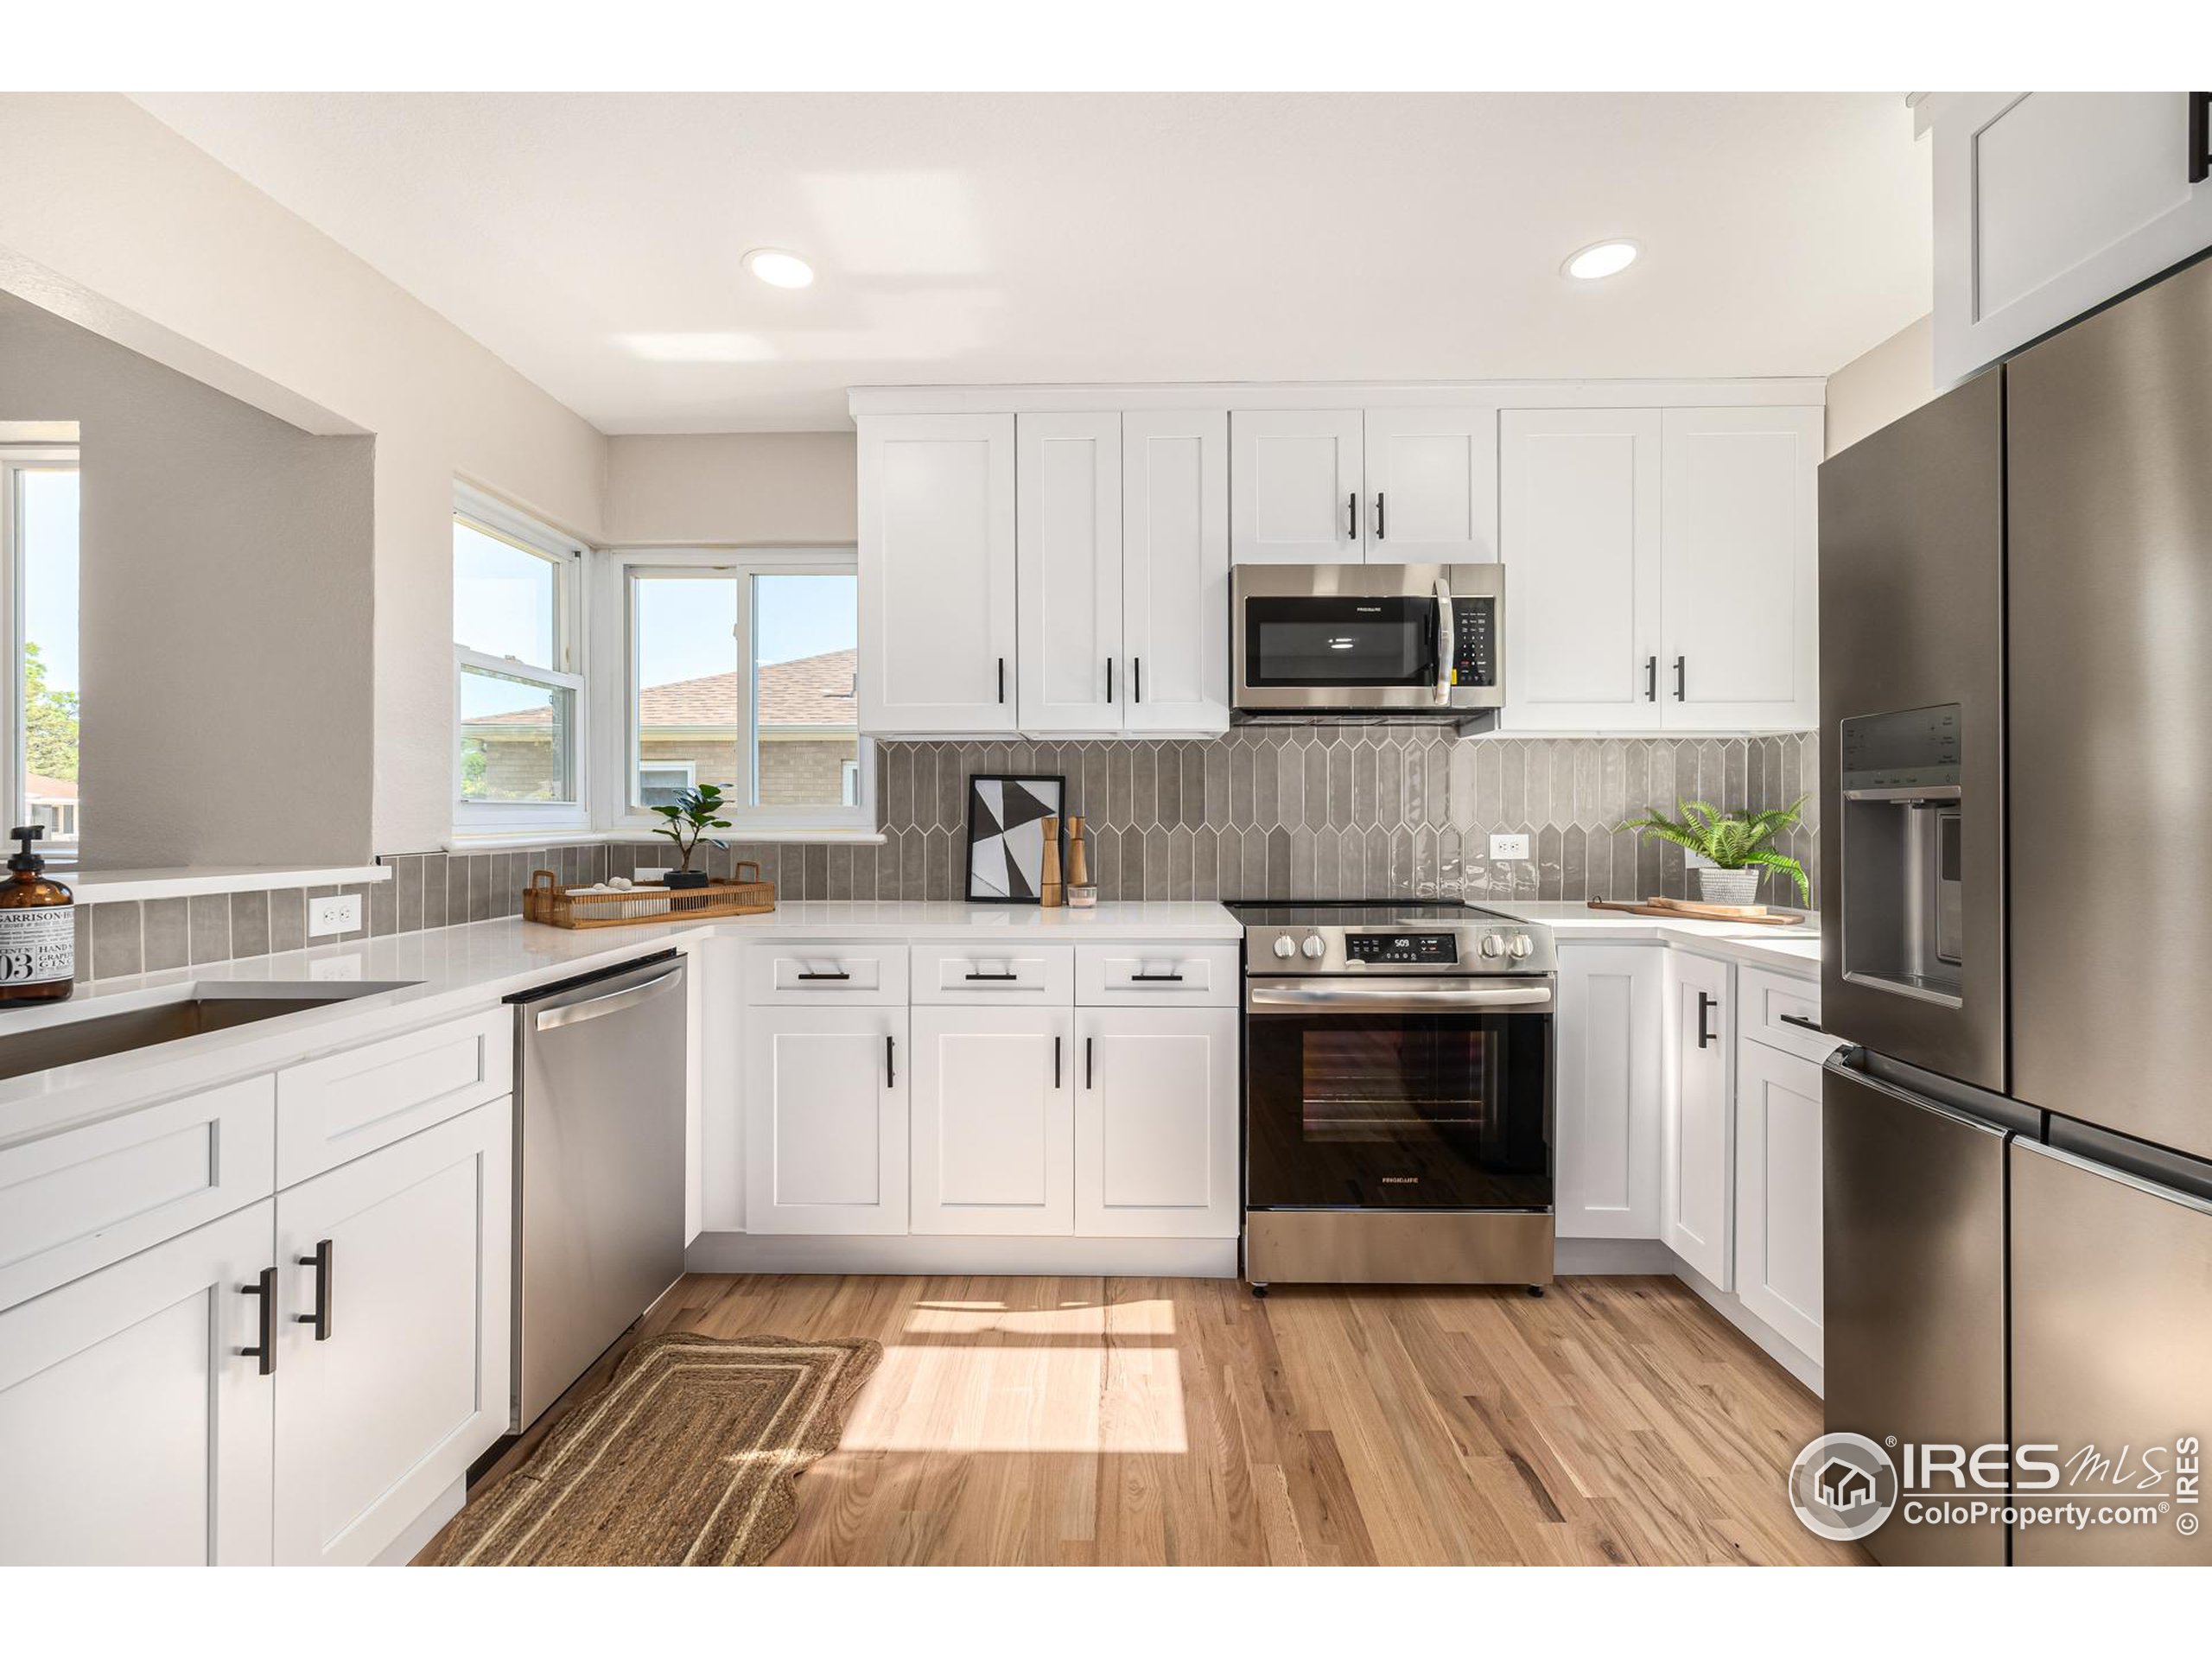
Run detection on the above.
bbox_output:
[1016,413,1123,734]
[1498,408,1663,731]
[859,413,1019,734]
[1121,410,1230,733]
[1230,410,1364,563]
[1930,92,2212,386]
[1362,406,1499,563]
[1659,406,1821,730]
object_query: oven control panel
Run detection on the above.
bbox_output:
[1345,932,1458,965]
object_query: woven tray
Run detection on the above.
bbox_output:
[524,862,775,929]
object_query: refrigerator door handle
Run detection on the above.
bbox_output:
[2014,1136,2212,1217]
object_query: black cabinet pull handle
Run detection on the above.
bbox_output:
[1347,492,1359,542]
[1375,492,1386,541]
[886,1034,896,1089]
[964,969,1019,982]
[2191,91,2209,185]
[1105,657,1113,703]
[797,969,850,981]
[1085,1036,1094,1090]
[1133,657,1142,704]
[1696,990,1717,1049]
[1129,971,1185,982]
[296,1239,334,1341]
[1053,1035,1062,1090]
[1674,656,1687,701]
[1779,1013,1827,1035]
[997,658,1006,704]
[240,1267,276,1376]
[1646,656,1657,702]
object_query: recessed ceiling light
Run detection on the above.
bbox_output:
[744,248,815,289]
[1563,239,1641,281]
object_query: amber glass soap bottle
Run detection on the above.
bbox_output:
[0,825,74,1004]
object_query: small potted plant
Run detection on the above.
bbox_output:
[1619,798,1809,907]
[648,783,732,890]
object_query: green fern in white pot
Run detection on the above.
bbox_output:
[1618,798,1809,907]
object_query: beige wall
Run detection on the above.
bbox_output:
[0,292,375,868]
[1825,315,1936,457]
[605,433,857,546]
[0,93,608,856]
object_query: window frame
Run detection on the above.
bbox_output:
[598,545,872,838]
[2,445,80,856]
[452,486,589,836]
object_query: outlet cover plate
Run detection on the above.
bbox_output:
[1489,833,1532,862]
[307,893,361,938]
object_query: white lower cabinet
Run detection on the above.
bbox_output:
[1074,1007,1239,1237]
[272,1100,512,1567]
[1663,950,1733,1287]
[1554,944,1665,1239]
[743,1006,910,1235]
[0,1199,276,1566]
[910,1007,1073,1235]
[1731,1039,1825,1364]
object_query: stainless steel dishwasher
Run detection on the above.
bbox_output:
[508,950,687,1430]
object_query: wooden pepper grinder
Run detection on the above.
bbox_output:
[1039,815,1064,907]
[1065,817,1091,899]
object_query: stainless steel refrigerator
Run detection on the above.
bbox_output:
[1819,254,2212,1567]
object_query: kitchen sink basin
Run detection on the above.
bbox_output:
[0,982,423,1081]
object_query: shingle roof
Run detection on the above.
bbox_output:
[467,647,855,730]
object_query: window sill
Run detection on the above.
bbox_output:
[443,828,887,852]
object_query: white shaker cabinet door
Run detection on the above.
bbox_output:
[1230,410,1364,563]
[271,1100,512,1567]
[1663,950,1734,1287]
[743,1006,910,1235]
[1498,408,1662,730]
[1122,410,1230,733]
[0,1200,276,1566]
[1074,1007,1239,1238]
[910,1007,1074,1236]
[1554,944,1665,1240]
[1732,1040,1825,1364]
[1362,406,1499,563]
[859,413,1019,733]
[1017,412,1123,734]
[1659,406,1821,732]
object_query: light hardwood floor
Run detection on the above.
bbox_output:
[449,1273,1865,1567]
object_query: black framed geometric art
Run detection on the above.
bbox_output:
[963,773,1065,903]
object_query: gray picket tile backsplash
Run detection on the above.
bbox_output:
[66,730,1818,980]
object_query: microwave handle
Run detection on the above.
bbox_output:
[1433,579,1454,706]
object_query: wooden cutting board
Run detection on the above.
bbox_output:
[1586,897,1807,926]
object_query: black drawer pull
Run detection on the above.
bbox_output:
[1133,657,1142,704]
[886,1034,896,1089]
[1645,656,1657,702]
[1778,1013,1827,1036]
[240,1267,276,1376]
[1375,492,1386,541]
[964,969,1020,982]
[296,1238,334,1341]
[1085,1036,1094,1090]
[1696,990,1717,1049]
[997,657,1006,703]
[1674,656,1687,701]
[1053,1035,1062,1089]
[1105,657,1113,703]
[796,970,851,981]
[1129,970,1185,983]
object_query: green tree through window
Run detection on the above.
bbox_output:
[23,641,79,783]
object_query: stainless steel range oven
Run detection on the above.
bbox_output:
[1232,901,1555,1293]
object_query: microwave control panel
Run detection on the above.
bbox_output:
[1345,932,1459,965]
[1452,601,1496,688]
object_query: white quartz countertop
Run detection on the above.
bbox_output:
[0,901,1242,1140]
[1484,899,1824,975]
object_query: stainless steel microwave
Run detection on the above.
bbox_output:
[1231,563,1504,722]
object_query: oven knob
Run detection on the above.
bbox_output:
[1271,936,1296,960]
[1479,934,1504,958]
[1301,934,1327,959]
[1510,933,1535,960]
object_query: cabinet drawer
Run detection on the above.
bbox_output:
[1075,943,1239,1007]
[276,1007,511,1186]
[0,1076,276,1313]
[909,944,1073,1006]
[744,943,908,1007]
[1736,965,1840,1065]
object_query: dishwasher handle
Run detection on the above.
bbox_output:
[532,963,686,1033]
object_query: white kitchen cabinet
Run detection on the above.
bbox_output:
[743,1005,909,1235]
[858,412,1018,734]
[1122,410,1230,732]
[1074,1007,1239,1237]
[1732,1039,1825,1363]
[1663,950,1733,1287]
[1362,406,1499,563]
[1016,412,1122,734]
[1498,408,1663,730]
[0,1200,275,1566]
[909,1007,1073,1236]
[1659,407,1821,731]
[1230,410,1363,563]
[272,1099,511,1567]
[1554,944,1665,1239]
[1930,92,2212,386]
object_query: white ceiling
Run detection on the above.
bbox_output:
[132,92,1931,434]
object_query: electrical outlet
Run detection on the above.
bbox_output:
[307,893,361,938]
[1489,833,1532,862]
[308,954,363,981]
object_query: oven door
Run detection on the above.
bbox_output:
[1244,977,1553,1210]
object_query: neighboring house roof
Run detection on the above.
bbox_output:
[465,648,856,733]
[26,772,77,801]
